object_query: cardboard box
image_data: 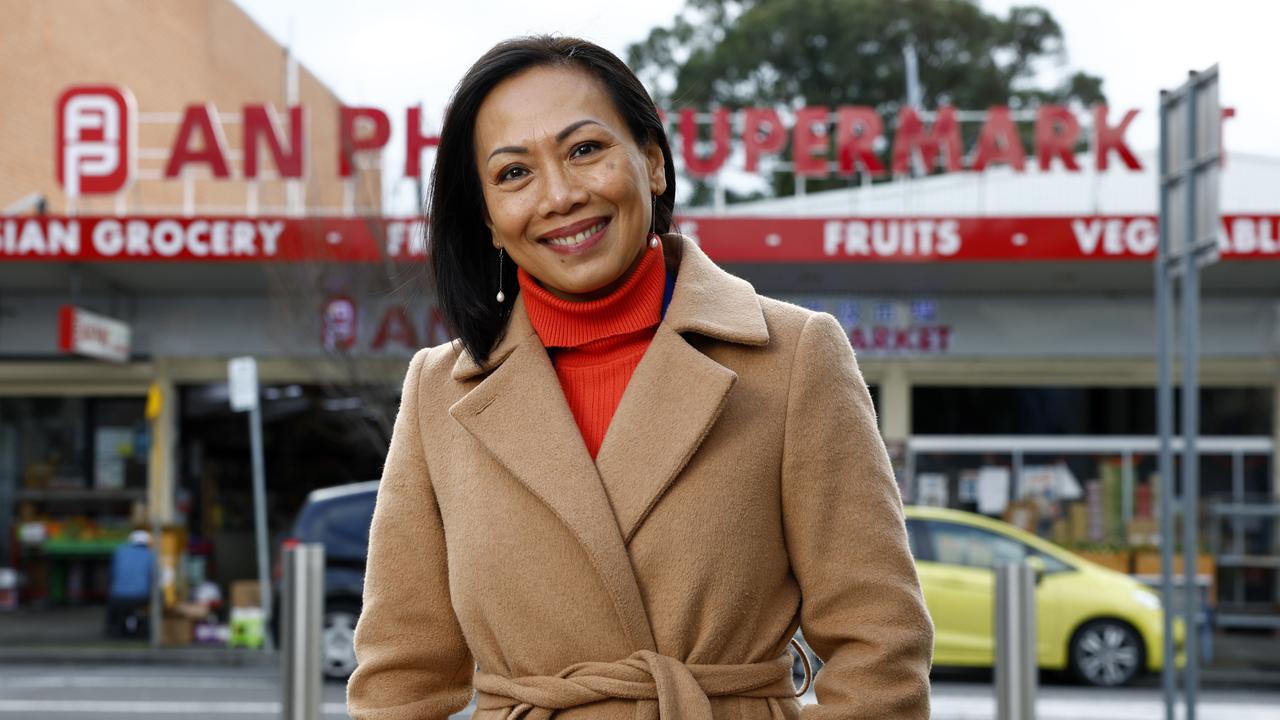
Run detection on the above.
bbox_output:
[1067,502,1089,544]
[1126,517,1160,547]
[160,615,194,647]
[1134,551,1216,605]
[1003,500,1038,533]
[172,601,212,621]
[230,580,261,609]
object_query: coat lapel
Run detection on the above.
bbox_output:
[595,236,770,544]
[449,301,657,651]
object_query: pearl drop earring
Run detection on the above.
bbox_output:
[495,247,506,303]
[648,195,660,249]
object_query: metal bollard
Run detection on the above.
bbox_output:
[282,543,325,720]
[995,561,1037,720]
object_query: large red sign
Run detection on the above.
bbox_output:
[0,216,424,261]
[676,105,1160,178]
[689,215,1279,261]
[56,86,136,197]
[3,215,1278,263]
[59,85,1231,196]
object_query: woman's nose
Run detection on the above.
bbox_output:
[537,164,589,217]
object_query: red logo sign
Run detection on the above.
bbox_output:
[56,85,136,197]
[322,296,358,351]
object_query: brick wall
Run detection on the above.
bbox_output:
[0,0,382,215]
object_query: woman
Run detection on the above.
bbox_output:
[347,36,932,720]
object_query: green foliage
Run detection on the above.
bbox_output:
[627,0,1107,199]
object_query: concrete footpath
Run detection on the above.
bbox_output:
[1,665,1278,720]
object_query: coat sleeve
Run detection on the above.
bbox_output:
[781,312,933,720]
[347,348,475,719]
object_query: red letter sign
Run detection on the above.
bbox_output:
[680,108,731,177]
[891,106,962,175]
[243,105,305,179]
[742,107,787,172]
[1034,105,1081,171]
[1094,105,1142,171]
[56,85,136,196]
[404,106,440,178]
[164,104,231,179]
[971,106,1026,172]
[372,305,419,350]
[339,106,391,178]
[322,296,357,351]
[792,106,830,178]
[834,106,885,177]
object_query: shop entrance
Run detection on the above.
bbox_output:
[178,382,394,592]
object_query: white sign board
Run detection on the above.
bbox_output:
[57,305,130,362]
[1161,65,1221,267]
[228,356,259,412]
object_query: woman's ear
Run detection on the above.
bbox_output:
[645,141,668,196]
[482,203,496,236]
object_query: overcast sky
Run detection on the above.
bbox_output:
[231,0,1279,213]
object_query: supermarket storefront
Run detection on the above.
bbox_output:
[2,206,1276,619]
[2,0,1276,632]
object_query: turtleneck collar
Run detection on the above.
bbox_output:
[518,243,666,349]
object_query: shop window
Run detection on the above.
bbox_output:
[928,521,1027,568]
[1,397,147,605]
[911,386,1272,436]
[89,398,147,490]
[924,521,1069,573]
[1,398,86,489]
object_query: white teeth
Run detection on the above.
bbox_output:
[545,221,605,246]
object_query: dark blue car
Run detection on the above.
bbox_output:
[280,481,378,680]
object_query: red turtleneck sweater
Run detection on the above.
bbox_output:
[518,245,666,459]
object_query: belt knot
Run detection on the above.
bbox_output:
[474,641,808,720]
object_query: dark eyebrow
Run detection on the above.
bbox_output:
[555,119,602,143]
[486,119,604,162]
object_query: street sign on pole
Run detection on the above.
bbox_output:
[1156,64,1220,720]
[229,356,260,412]
[228,356,274,651]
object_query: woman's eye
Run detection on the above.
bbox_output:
[571,142,600,159]
[498,166,528,183]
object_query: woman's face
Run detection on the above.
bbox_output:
[474,65,667,301]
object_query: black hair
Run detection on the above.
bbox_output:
[428,35,677,367]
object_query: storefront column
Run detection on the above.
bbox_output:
[1273,383,1280,609]
[878,363,912,495]
[146,361,177,526]
[878,362,911,441]
[1273,383,1280,497]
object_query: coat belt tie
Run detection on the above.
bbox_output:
[474,640,810,720]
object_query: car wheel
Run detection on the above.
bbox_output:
[1069,619,1144,687]
[322,601,361,680]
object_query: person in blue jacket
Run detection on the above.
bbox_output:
[105,529,154,638]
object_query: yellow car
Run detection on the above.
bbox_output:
[904,506,1185,686]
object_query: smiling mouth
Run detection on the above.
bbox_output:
[541,219,610,249]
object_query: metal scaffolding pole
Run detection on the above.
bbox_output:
[1154,88,1178,720]
[1156,64,1220,720]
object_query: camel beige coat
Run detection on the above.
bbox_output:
[347,235,933,720]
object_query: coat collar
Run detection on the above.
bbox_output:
[450,235,768,381]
